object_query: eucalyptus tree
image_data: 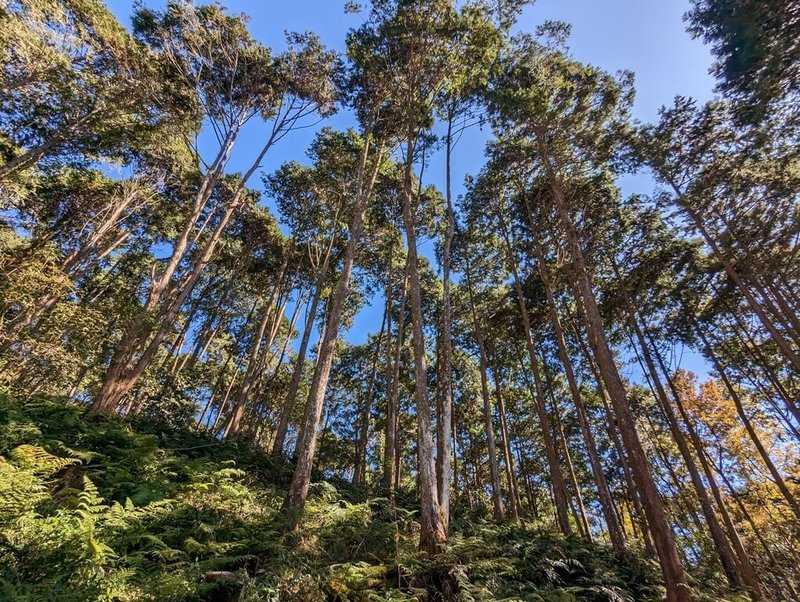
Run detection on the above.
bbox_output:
[321,0,466,554]
[90,2,340,415]
[605,200,765,596]
[470,161,627,548]
[220,215,293,440]
[362,0,456,553]
[432,0,526,533]
[462,165,576,536]
[485,34,691,598]
[453,223,509,522]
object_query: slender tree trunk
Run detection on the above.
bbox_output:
[451,410,461,504]
[615,275,743,591]
[696,326,800,520]
[67,364,90,399]
[723,307,799,421]
[536,243,625,550]
[667,370,764,601]
[258,290,304,407]
[213,365,242,434]
[464,264,506,522]
[384,254,409,493]
[714,457,798,599]
[560,419,592,541]
[0,107,105,181]
[571,320,656,555]
[224,265,287,438]
[501,249,572,534]
[540,154,689,599]
[488,349,523,520]
[282,136,385,522]
[479,351,507,520]
[91,125,284,415]
[399,137,445,555]
[353,299,388,486]
[752,276,800,347]
[436,111,456,533]
[9,190,139,335]
[273,281,325,455]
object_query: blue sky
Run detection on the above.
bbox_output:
[104,0,715,379]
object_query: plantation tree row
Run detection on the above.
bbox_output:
[0,0,797,600]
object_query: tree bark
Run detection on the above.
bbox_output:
[537,244,625,550]
[541,153,689,600]
[623,301,743,592]
[399,137,445,555]
[282,136,385,522]
[436,110,456,533]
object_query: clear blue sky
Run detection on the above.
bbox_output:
[104,0,715,379]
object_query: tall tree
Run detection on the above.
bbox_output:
[486,36,691,599]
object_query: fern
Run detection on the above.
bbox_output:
[0,461,46,523]
[9,444,80,475]
[0,393,677,602]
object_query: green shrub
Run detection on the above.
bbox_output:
[0,393,672,601]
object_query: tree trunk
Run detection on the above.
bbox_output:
[273,281,324,455]
[663,364,764,600]
[464,264,506,522]
[623,301,743,592]
[696,326,800,520]
[505,218,573,537]
[488,349,523,520]
[436,111,456,533]
[353,298,388,486]
[560,418,592,541]
[224,263,287,439]
[384,258,409,494]
[282,136,385,522]
[399,137,445,556]
[91,124,284,415]
[541,154,689,600]
[570,320,656,555]
[536,244,625,550]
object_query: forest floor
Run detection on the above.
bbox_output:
[0,393,737,601]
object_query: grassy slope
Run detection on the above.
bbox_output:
[0,393,700,601]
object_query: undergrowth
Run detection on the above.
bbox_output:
[0,393,703,601]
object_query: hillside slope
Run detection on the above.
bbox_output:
[0,394,707,601]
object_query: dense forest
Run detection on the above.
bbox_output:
[0,0,798,600]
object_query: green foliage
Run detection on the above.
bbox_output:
[397,525,664,602]
[0,392,669,601]
[686,0,799,123]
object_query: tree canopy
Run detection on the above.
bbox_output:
[0,1,798,601]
